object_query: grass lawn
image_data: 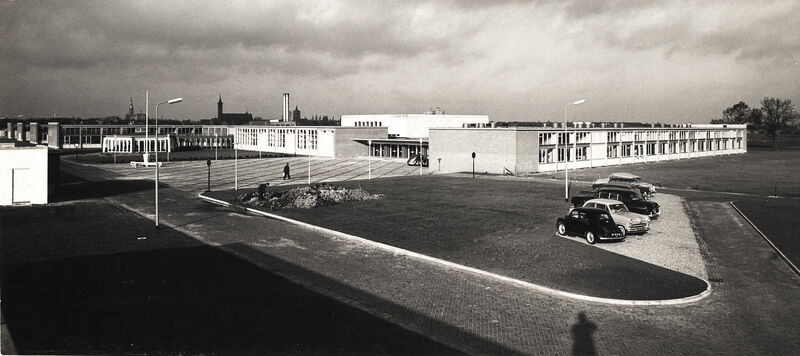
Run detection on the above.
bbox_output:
[206,176,707,301]
[542,148,800,197]
[733,198,800,270]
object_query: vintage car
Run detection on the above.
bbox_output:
[593,173,656,195]
[571,187,661,218]
[582,198,650,236]
[556,207,624,244]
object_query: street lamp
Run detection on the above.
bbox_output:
[564,99,585,202]
[155,97,182,228]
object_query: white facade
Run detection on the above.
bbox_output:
[0,144,48,205]
[234,126,334,157]
[102,136,172,153]
[429,124,747,175]
[340,114,490,138]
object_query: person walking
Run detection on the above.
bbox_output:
[283,163,291,180]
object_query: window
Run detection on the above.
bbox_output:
[576,146,588,161]
[309,130,318,150]
[622,144,632,157]
[607,132,619,142]
[297,129,306,149]
[558,133,568,145]
[539,148,554,163]
[646,143,656,155]
[607,144,618,158]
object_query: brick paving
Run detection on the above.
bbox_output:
[48,159,800,354]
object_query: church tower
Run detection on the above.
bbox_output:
[217,95,223,120]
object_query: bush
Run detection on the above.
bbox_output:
[237,183,382,210]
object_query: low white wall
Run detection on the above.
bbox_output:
[0,146,48,205]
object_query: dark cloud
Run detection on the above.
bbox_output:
[588,1,800,64]
[0,1,481,78]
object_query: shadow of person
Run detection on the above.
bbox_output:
[571,311,598,356]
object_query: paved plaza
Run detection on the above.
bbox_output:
[88,155,428,192]
[3,156,800,354]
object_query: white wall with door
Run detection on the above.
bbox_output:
[0,145,48,205]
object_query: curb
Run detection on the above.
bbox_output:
[730,201,800,278]
[198,193,711,306]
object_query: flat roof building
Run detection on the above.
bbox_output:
[340,114,490,138]
[429,124,747,175]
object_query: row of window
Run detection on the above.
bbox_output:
[353,121,383,127]
[539,147,589,163]
[539,138,742,163]
[235,128,319,150]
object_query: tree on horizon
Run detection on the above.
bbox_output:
[759,97,796,147]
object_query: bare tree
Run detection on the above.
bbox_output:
[759,97,796,146]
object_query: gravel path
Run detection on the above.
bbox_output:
[589,193,708,279]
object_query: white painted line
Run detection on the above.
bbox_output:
[198,193,711,306]
[730,201,800,278]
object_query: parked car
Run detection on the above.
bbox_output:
[556,207,624,244]
[591,182,641,194]
[582,198,650,236]
[571,187,661,218]
[593,172,656,195]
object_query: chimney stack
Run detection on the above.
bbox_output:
[282,93,290,122]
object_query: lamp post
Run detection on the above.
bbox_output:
[155,97,182,228]
[368,139,372,180]
[564,99,585,202]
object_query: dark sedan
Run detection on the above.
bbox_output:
[556,207,624,244]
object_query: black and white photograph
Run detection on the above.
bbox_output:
[1,1,799,354]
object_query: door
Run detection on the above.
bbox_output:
[12,168,32,204]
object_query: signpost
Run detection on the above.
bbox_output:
[206,159,211,191]
[471,152,476,179]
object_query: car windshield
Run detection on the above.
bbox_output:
[609,204,628,213]
[629,192,643,201]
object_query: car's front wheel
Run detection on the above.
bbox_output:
[557,223,567,236]
[617,225,627,236]
[586,231,596,244]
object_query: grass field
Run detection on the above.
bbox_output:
[733,198,800,270]
[544,148,800,197]
[206,176,707,300]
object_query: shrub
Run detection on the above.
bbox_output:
[237,183,382,210]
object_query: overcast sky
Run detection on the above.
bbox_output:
[1,0,798,123]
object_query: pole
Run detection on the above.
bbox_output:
[419,138,423,176]
[155,102,160,227]
[215,133,218,160]
[145,90,149,159]
[235,147,238,190]
[207,160,211,191]
[307,154,311,185]
[368,139,372,180]
[564,103,569,202]
[471,152,476,178]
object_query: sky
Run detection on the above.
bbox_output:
[1,0,798,124]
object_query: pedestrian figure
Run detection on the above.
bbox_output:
[571,312,597,356]
[283,163,291,180]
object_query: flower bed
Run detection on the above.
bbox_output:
[237,183,382,210]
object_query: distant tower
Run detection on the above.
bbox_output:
[292,105,301,121]
[282,93,290,122]
[217,95,223,120]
